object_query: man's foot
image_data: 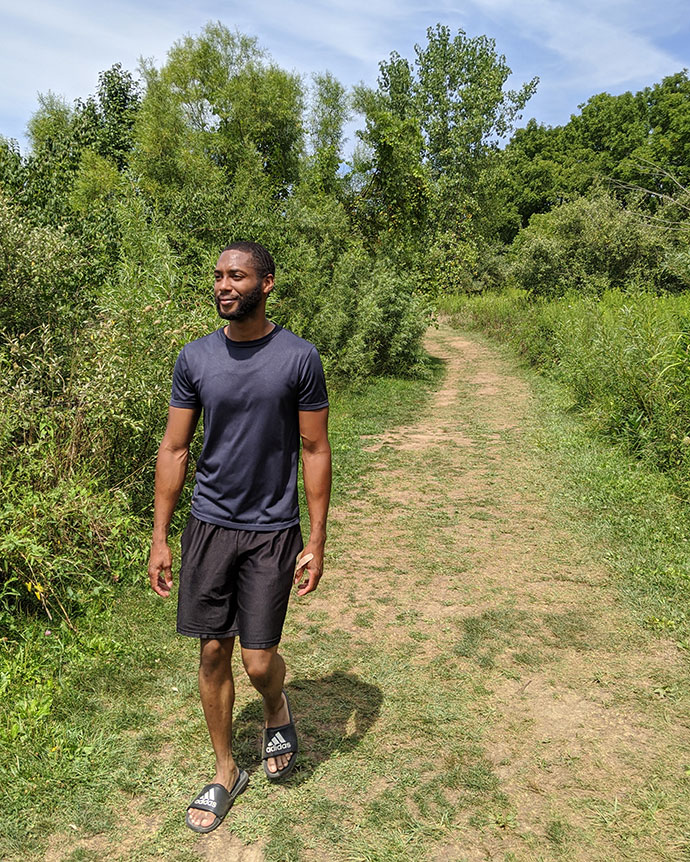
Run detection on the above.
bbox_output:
[263,689,298,780]
[187,765,240,831]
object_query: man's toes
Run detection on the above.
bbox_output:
[190,807,215,828]
[266,751,293,774]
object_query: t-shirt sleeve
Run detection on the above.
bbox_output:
[170,349,200,409]
[298,346,329,411]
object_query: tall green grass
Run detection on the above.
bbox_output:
[440,288,690,495]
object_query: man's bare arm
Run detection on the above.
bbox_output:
[296,407,331,596]
[148,406,200,597]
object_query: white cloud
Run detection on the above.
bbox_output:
[462,0,684,87]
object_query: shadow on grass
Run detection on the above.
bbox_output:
[233,670,383,784]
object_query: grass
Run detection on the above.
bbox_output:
[530,371,690,653]
[440,290,690,652]
[438,288,690,498]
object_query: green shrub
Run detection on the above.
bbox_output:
[509,193,686,297]
[0,472,145,636]
[0,194,88,338]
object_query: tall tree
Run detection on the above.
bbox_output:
[353,24,536,286]
[145,22,304,194]
[410,24,537,182]
[307,72,349,195]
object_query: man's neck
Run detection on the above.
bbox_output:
[224,315,275,342]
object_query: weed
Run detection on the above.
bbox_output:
[545,817,572,848]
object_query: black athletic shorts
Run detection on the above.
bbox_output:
[176,516,303,648]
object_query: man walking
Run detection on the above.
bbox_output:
[147,241,331,833]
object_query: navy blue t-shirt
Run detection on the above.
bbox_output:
[170,324,328,531]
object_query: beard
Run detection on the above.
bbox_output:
[215,280,265,321]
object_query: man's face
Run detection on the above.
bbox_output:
[213,250,274,321]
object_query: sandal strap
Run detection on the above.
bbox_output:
[187,782,230,815]
[262,722,298,759]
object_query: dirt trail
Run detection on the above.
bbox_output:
[307,323,689,860]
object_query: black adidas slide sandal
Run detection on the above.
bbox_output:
[262,689,298,781]
[185,769,249,833]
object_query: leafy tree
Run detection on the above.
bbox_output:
[0,192,87,340]
[74,63,141,168]
[149,22,303,193]
[0,136,26,199]
[20,92,81,224]
[502,71,690,230]
[353,24,537,288]
[410,24,537,182]
[306,72,349,195]
[220,63,304,193]
[632,71,690,194]
[7,66,141,227]
[351,83,430,245]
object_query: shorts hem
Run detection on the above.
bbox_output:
[177,627,239,639]
[175,628,282,649]
[238,637,282,650]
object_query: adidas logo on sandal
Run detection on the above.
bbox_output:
[266,731,291,753]
[194,790,217,809]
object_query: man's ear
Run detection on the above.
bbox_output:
[263,273,275,296]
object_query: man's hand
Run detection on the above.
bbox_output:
[148,541,173,598]
[294,544,324,596]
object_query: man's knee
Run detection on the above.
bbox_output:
[199,637,234,674]
[241,647,277,687]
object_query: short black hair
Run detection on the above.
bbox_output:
[222,241,275,279]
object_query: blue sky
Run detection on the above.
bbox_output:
[1,0,688,154]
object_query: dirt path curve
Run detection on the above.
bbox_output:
[291,323,688,861]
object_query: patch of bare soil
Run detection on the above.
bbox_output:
[44,798,164,862]
[197,832,265,861]
[308,323,689,859]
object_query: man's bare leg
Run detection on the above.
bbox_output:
[188,637,238,829]
[241,645,293,774]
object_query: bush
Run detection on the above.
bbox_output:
[509,193,686,297]
[0,195,88,338]
[0,472,145,637]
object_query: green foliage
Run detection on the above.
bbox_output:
[69,150,122,212]
[411,24,537,180]
[502,71,690,229]
[0,473,144,635]
[0,136,25,197]
[7,67,140,229]
[0,194,88,337]
[508,193,685,298]
[151,22,304,193]
[73,63,141,169]
[352,24,537,289]
[424,226,480,294]
[634,71,690,192]
[352,84,431,243]
[307,72,349,195]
